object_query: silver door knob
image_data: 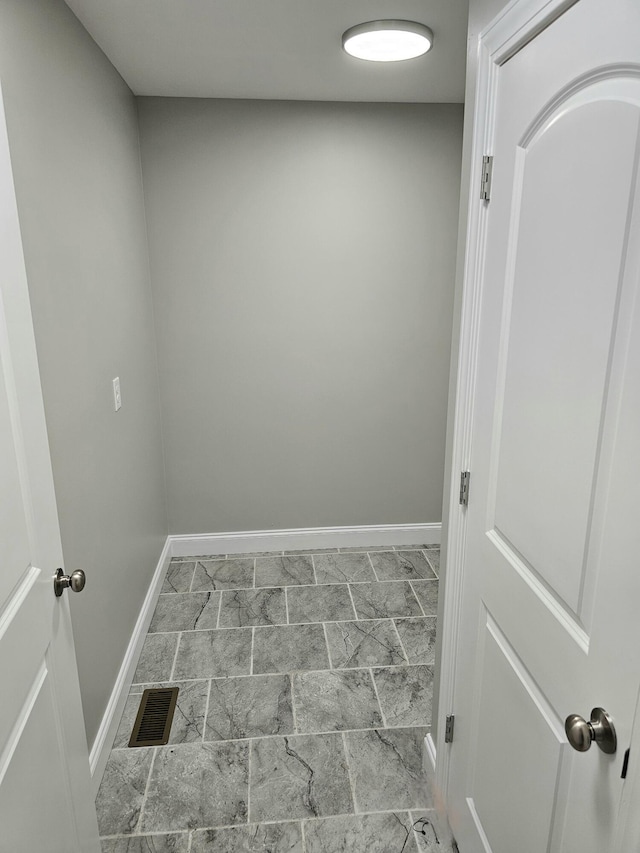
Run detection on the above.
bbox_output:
[54,568,86,597]
[565,707,616,754]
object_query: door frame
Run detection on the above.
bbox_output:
[435,0,640,842]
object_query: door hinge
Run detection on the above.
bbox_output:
[445,714,455,743]
[480,155,493,201]
[459,471,470,507]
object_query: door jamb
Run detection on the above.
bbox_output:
[435,0,580,819]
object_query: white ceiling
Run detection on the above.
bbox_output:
[63,0,469,102]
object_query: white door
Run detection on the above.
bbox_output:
[446,1,640,851]
[0,85,101,852]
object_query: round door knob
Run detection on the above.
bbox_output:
[54,568,86,597]
[565,707,617,755]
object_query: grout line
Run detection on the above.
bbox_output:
[135,746,158,833]
[99,805,438,840]
[424,551,439,579]
[249,627,255,676]
[146,607,431,637]
[186,828,194,853]
[284,588,290,625]
[216,590,224,629]
[300,818,307,853]
[367,552,380,582]
[129,654,421,691]
[160,577,415,595]
[391,619,411,665]
[409,581,427,618]
[345,584,358,621]
[321,621,333,668]
[290,674,299,735]
[310,554,319,585]
[188,562,198,594]
[247,739,253,823]
[108,707,432,747]
[169,633,181,681]
[341,731,359,814]
[202,679,212,743]
[368,666,388,728]
[252,558,257,589]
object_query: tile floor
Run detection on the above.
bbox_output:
[97,546,447,852]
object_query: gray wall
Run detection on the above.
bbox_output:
[0,0,167,748]
[138,98,463,533]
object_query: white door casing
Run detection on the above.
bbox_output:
[439,0,640,851]
[0,82,101,852]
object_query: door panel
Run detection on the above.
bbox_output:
[471,617,565,853]
[447,1,640,850]
[494,100,639,619]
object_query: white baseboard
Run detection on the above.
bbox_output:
[425,732,437,772]
[89,522,441,794]
[89,536,172,795]
[170,522,441,558]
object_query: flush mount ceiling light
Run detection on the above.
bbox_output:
[342,20,434,62]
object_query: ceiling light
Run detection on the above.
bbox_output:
[342,20,434,63]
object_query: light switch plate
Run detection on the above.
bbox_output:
[112,377,121,411]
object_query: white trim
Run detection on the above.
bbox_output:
[169,523,441,557]
[424,732,437,772]
[435,0,574,824]
[483,0,579,63]
[89,536,172,794]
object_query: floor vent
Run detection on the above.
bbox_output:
[128,687,179,747]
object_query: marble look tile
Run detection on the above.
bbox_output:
[339,546,394,552]
[218,587,286,628]
[191,822,303,852]
[141,741,249,831]
[313,553,376,585]
[373,666,433,728]
[410,581,439,616]
[286,584,355,624]
[303,812,418,853]
[149,592,219,633]
[161,562,195,594]
[96,748,153,836]
[100,834,188,853]
[167,680,209,743]
[424,550,440,577]
[255,555,315,588]
[395,618,437,665]
[411,811,453,852]
[250,734,353,821]
[132,634,178,684]
[349,582,422,620]
[344,727,431,812]
[252,624,329,674]
[293,669,383,733]
[173,628,252,679]
[370,551,436,582]
[325,620,407,669]
[191,559,255,591]
[206,674,293,740]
